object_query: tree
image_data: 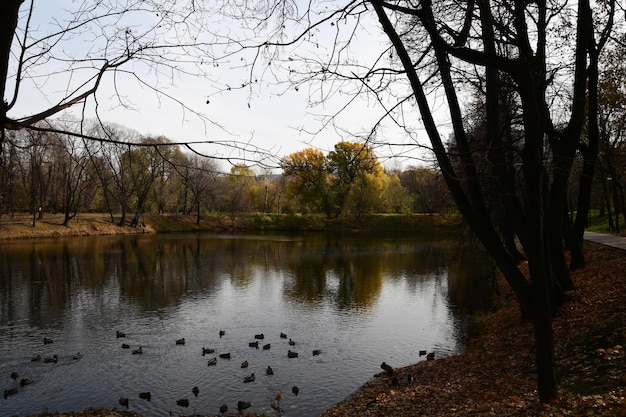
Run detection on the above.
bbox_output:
[1,0,275,203]
[398,166,448,214]
[182,155,221,224]
[328,141,384,217]
[282,148,334,217]
[595,40,626,233]
[223,164,257,217]
[213,0,618,402]
[51,127,99,226]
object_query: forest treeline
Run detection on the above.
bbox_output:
[0,119,622,230]
[0,121,453,227]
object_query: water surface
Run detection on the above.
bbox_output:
[0,232,492,416]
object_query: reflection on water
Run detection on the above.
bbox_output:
[0,232,492,417]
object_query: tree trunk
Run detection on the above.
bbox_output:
[0,1,23,144]
[530,263,558,401]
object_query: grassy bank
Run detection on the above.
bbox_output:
[0,212,460,240]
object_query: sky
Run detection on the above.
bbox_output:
[9,1,438,172]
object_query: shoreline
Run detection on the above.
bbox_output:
[0,212,459,241]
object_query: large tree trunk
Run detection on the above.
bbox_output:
[0,1,23,145]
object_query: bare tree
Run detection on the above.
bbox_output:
[1,0,278,171]
[210,0,619,402]
[182,154,221,224]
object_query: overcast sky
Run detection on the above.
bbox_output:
[10,1,437,171]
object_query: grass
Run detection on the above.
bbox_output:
[583,209,625,235]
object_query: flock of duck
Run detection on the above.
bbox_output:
[3,329,319,415]
[113,329,313,414]
[5,329,435,415]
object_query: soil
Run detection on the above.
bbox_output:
[10,223,626,417]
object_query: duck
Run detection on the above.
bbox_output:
[312,349,321,356]
[280,332,287,339]
[263,344,271,350]
[287,350,298,358]
[4,387,18,399]
[237,400,251,412]
[139,391,151,401]
[241,360,249,368]
[20,378,33,387]
[116,330,126,338]
[192,386,199,396]
[418,350,427,356]
[266,366,274,375]
[175,338,185,345]
[72,352,82,361]
[132,346,143,355]
[249,341,259,348]
[219,404,228,415]
[207,357,217,366]
[243,373,255,383]
[43,337,53,345]
[219,352,231,359]
[288,338,296,346]
[219,330,225,338]
[202,347,215,355]
[31,354,41,362]
[44,355,58,363]
[426,352,435,361]
[380,361,394,375]
[10,372,18,380]
[119,397,129,407]
[121,343,130,349]
[292,386,299,396]
[176,398,189,407]
[254,333,264,340]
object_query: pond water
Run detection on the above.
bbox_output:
[0,232,493,417]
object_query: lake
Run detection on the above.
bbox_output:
[0,232,493,417]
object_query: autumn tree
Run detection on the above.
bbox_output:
[328,141,384,217]
[223,164,257,217]
[282,148,334,217]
